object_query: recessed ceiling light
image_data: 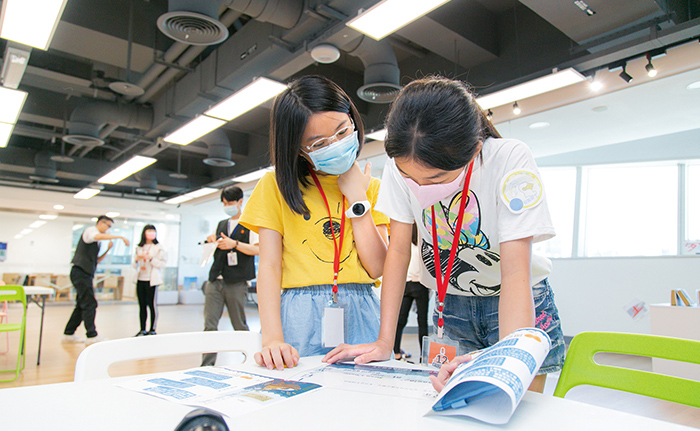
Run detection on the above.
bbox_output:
[529,122,550,129]
[589,81,603,92]
[105,211,120,218]
[39,214,58,220]
[53,204,64,210]
[686,80,700,90]
[592,106,608,112]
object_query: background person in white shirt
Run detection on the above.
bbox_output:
[133,224,166,336]
[63,215,130,345]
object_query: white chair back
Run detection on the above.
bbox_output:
[74,331,261,381]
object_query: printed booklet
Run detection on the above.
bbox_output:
[430,327,551,424]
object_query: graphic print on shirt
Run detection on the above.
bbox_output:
[301,213,352,273]
[421,189,501,296]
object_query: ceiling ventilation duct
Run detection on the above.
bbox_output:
[225,0,303,29]
[347,38,401,104]
[29,151,60,183]
[62,100,153,147]
[158,0,229,46]
[135,172,161,195]
[197,129,235,167]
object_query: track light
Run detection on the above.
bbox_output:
[512,102,521,115]
[645,54,657,77]
[618,64,633,83]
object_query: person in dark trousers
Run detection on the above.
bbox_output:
[133,224,166,336]
[63,215,130,345]
[201,186,259,366]
[393,223,431,361]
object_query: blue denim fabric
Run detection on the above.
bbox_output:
[434,278,565,374]
[281,283,380,357]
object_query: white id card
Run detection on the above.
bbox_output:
[227,251,238,266]
[322,306,344,347]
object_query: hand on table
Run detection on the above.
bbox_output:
[429,354,473,393]
[255,342,300,371]
[322,339,392,364]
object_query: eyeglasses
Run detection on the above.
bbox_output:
[303,122,355,152]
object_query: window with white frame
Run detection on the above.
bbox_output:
[533,167,576,258]
[685,162,700,254]
[580,163,678,257]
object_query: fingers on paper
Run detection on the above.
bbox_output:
[256,344,299,370]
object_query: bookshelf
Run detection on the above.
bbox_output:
[649,304,700,380]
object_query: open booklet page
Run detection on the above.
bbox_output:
[430,327,551,424]
[117,367,320,418]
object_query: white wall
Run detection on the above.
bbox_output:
[549,256,700,336]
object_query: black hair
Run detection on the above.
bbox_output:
[269,75,365,216]
[221,185,243,203]
[384,76,501,171]
[411,223,418,246]
[138,224,159,247]
[97,215,114,224]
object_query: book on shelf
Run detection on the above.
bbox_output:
[677,289,696,307]
[430,327,551,425]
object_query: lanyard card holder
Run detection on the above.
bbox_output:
[227,251,238,266]
[322,301,345,348]
[422,334,461,368]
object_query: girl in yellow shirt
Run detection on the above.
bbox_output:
[239,75,389,370]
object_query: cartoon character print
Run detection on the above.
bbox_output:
[301,203,353,272]
[421,189,501,296]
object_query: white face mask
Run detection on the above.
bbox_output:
[304,131,359,175]
[224,205,239,217]
[402,167,467,208]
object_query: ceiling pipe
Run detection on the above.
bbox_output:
[195,129,235,167]
[344,37,401,103]
[224,0,303,29]
[29,150,59,183]
[137,8,243,104]
[63,99,153,147]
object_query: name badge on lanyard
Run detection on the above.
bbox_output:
[310,170,347,348]
[421,162,474,368]
[227,224,241,266]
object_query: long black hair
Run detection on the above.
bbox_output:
[270,75,365,216]
[384,76,500,170]
[138,224,158,247]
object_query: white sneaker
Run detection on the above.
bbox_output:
[85,335,106,346]
[62,334,85,343]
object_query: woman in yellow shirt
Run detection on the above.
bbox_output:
[239,75,389,370]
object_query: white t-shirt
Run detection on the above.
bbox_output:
[376,137,555,297]
[82,226,100,244]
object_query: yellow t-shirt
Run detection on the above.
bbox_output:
[239,171,389,289]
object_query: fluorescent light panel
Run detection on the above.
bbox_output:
[163,115,226,146]
[164,187,218,205]
[205,77,287,121]
[0,86,28,124]
[98,155,157,185]
[39,214,58,220]
[0,0,68,50]
[346,0,452,40]
[74,188,101,200]
[232,167,274,183]
[29,220,46,228]
[366,128,387,141]
[476,68,586,110]
[105,211,120,218]
[19,228,32,235]
[0,122,14,148]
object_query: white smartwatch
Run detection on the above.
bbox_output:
[345,200,370,218]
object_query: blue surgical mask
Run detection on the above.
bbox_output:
[304,131,359,175]
[223,205,239,217]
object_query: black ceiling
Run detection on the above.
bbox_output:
[0,0,698,201]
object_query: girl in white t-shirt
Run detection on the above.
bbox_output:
[324,76,565,393]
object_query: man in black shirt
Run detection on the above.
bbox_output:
[63,215,130,345]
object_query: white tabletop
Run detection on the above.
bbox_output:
[0,357,694,431]
[22,285,54,296]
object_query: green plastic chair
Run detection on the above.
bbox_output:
[0,285,27,382]
[553,331,700,408]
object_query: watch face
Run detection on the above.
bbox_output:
[352,203,365,215]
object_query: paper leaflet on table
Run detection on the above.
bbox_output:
[429,327,551,425]
[293,361,439,400]
[117,366,320,418]
[200,242,217,267]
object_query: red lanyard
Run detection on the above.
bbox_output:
[431,162,474,338]
[309,170,346,303]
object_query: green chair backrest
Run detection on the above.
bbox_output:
[553,331,700,408]
[0,285,26,308]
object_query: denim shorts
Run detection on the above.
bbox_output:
[281,283,380,357]
[434,278,565,374]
